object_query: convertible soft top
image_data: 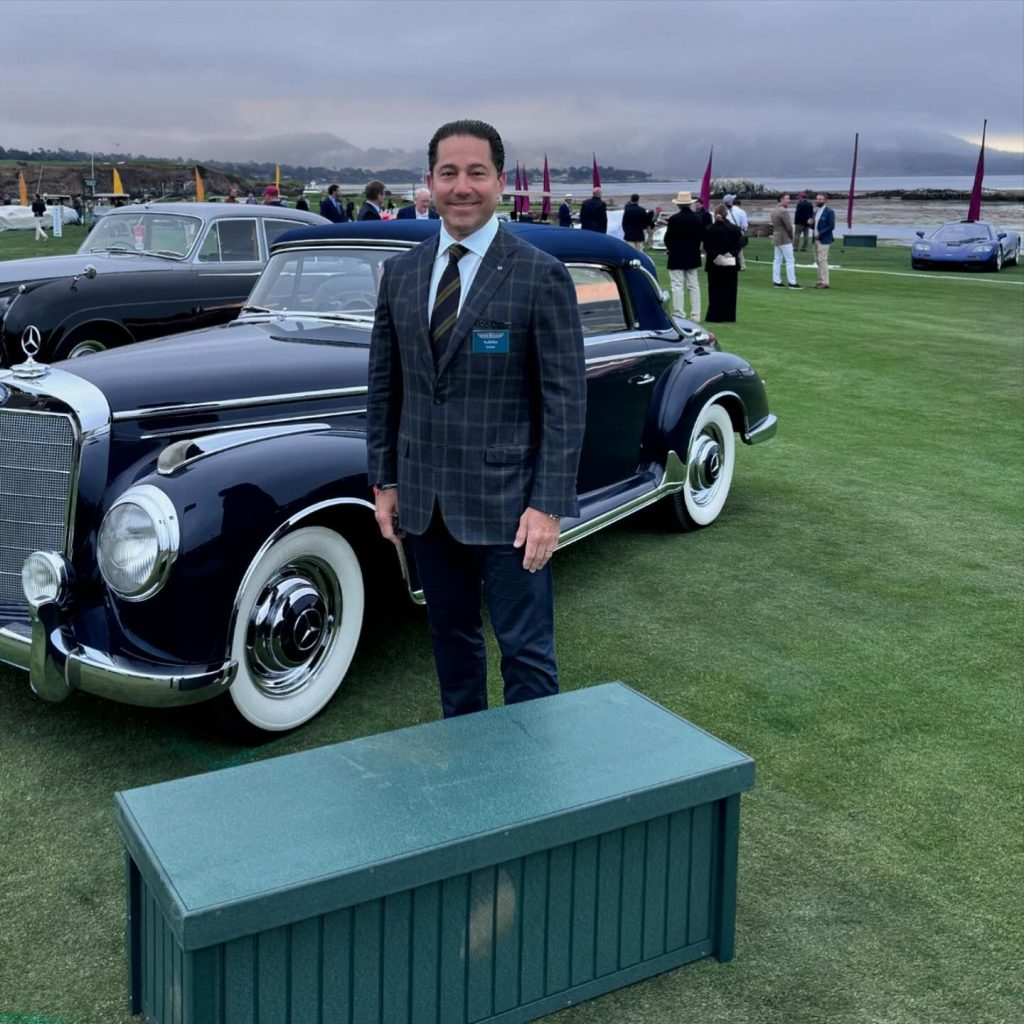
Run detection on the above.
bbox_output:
[273,219,672,331]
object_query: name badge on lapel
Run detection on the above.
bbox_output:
[472,321,510,354]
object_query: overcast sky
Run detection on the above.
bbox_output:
[4,0,1023,166]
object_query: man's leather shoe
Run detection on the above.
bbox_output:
[773,282,785,287]
[788,283,802,289]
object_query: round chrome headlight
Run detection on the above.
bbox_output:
[97,485,180,601]
[22,551,70,608]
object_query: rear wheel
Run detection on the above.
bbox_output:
[1005,244,1019,267]
[990,250,1003,273]
[217,526,365,740]
[665,402,736,532]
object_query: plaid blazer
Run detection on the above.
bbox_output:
[367,225,586,544]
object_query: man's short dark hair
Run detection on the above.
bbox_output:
[365,180,385,201]
[328,184,340,197]
[630,193,639,203]
[428,119,505,174]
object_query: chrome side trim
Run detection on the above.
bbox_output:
[139,407,365,441]
[112,385,368,421]
[585,346,689,368]
[557,451,687,551]
[157,423,332,475]
[745,413,778,445]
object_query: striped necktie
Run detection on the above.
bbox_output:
[430,243,468,364]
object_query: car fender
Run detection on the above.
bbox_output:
[642,350,772,466]
[105,428,388,667]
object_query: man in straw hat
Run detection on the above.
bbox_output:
[663,190,705,322]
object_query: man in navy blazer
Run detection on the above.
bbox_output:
[396,187,440,220]
[813,193,836,289]
[319,184,348,223]
[368,119,586,718]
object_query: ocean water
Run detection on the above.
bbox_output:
[565,175,1024,195]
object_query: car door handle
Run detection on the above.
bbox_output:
[628,373,656,386]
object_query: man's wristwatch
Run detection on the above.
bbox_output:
[544,512,561,521]
[373,483,398,497]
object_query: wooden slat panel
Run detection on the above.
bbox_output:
[570,836,598,987]
[410,883,440,1024]
[688,803,713,944]
[595,830,623,977]
[619,822,646,968]
[467,866,496,1022]
[518,851,548,1004]
[223,936,255,1024]
[321,908,353,1024]
[256,927,288,1024]
[382,890,413,1024]
[642,815,669,960]
[438,874,468,1022]
[351,900,383,1022]
[289,918,321,1024]
[665,809,692,951]
[544,845,573,994]
[492,861,522,1015]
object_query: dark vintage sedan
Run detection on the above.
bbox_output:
[0,202,325,365]
[0,221,776,737]
[911,220,1021,272]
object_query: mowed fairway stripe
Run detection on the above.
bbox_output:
[750,260,1024,286]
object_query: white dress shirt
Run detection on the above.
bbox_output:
[427,216,500,317]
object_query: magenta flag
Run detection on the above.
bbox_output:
[542,154,551,220]
[514,162,522,216]
[521,164,531,215]
[967,119,987,223]
[592,153,601,190]
[846,132,859,229]
[700,147,713,208]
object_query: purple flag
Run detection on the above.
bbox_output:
[592,153,601,190]
[967,120,986,223]
[847,132,859,229]
[521,164,531,216]
[700,148,713,208]
[542,155,551,220]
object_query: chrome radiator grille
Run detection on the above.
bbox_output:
[0,409,77,610]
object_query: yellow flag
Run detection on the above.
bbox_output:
[194,167,205,203]
[18,169,28,206]
[275,165,281,190]
[112,167,124,195]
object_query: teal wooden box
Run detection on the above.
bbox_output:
[842,233,878,247]
[115,683,754,1024]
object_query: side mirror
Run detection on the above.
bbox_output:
[997,232,1006,240]
[84,264,98,279]
[915,231,925,239]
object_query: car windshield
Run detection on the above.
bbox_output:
[242,248,399,319]
[78,212,203,258]
[932,223,991,243]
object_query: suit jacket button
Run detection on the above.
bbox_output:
[434,396,444,405]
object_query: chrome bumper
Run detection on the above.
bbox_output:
[746,414,778,445]
[0,606,236,708]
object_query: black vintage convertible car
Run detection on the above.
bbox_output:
[0,202,325,365]
[0,221,776,736]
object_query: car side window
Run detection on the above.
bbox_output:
[263,219,302,252]
[568,266,629,338]
[197,220,260,263]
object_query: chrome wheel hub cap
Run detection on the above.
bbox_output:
[688,432,722,506]
[246,559,340,698]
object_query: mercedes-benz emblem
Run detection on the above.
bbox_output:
[21,325,42,358]
[294,607,323,653]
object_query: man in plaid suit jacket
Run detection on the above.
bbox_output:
[368,119,586,718]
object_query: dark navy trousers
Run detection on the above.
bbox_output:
[409,507,559,718]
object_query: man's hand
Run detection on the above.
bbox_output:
[513,507,561,572]
[374,487,404,546]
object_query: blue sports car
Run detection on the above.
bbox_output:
[911,220,1021,272]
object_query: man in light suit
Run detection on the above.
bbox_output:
[812,193,836,289]
[396,187,440,220]
[368,119,586,718]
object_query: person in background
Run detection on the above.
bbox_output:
[813,192,836,289]
[245,192,258,204]
[579,187,607,233]
[225,187,239,204]
[621,193,649,250]
[320,184,347,222]
[295,195,310,211]
[793,191,814,251]
[723,194,748,269]
[396,187,439,219]
[358,180,386,220]
[346,199,355,221]
[771,194,800,288]
[558,195,573,227]
[664,190,704,323]
[31,193,47,240]
[703,203,743,322]
[692,196,712,230]
[262,185,284,207]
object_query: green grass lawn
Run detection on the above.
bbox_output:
[1,236,1022,1023]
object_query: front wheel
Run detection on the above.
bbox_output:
[665,402,736,531]
[220,526,365,737]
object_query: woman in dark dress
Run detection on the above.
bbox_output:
[703,203,743,322]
